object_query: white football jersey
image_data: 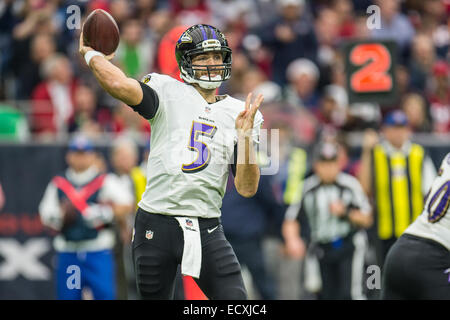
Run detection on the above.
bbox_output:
[138,73,264,218]
[404,153,450,250]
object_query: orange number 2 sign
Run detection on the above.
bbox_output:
[350,43,393,93]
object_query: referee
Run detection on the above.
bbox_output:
[282,141,373,300]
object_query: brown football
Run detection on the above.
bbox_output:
[82,9,120,56]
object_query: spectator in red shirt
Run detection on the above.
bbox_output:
[31,53,79,138]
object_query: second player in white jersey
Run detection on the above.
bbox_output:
[381,152,450,299]
[404,152,450,250]
[139,73,263,218]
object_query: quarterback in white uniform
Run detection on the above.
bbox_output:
[382,153,450,299]
[80,24,263,299]
[138,72,263,218]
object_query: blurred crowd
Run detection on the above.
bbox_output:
[0,0,448,142]
[0,0,449,300]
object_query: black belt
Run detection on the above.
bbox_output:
[137,207,221,229]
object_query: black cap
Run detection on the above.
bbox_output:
[314,142,339,162]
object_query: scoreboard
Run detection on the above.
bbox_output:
[344,40,398,105]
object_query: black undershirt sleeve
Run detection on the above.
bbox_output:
[127,81,159,120]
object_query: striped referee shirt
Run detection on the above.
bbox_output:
[285,172,371,244]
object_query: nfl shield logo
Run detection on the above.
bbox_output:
[186,219,193,227]
[205,106,211,113]
[145,230,154,240]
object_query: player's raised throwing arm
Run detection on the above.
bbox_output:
[79,32,143,106]
[234,93,263,198]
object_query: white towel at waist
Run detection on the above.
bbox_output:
[175,217,202,278]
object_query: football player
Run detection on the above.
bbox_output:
[79,24,264,299]
[381,153,450,299]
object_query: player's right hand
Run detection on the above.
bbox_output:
[79,31,93,57]
[79,31,115,61]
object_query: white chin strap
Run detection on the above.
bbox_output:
[181,71,223,90]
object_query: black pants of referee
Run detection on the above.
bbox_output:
[315,234,358,300]
[381,234,450,300]
[132,208,247,300]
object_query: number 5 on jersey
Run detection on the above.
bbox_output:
[182,121,217,173]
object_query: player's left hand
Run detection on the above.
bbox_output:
[235,92,263,137]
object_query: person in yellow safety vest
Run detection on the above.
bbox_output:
[359,110,436,266]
